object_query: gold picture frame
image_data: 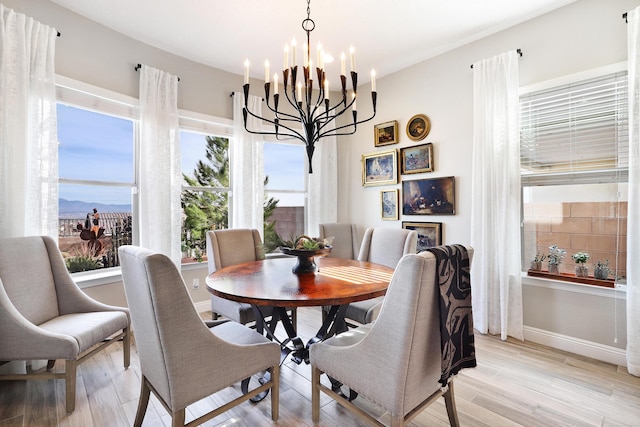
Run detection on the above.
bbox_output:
[406,114,431,141]
[374,120,398,147]
[400,142,434,174]
[362,149,398,187]
[402,221,442,251]
[381,189,399,220]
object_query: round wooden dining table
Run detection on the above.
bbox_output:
[206,256,394,362]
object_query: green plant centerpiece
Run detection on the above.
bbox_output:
[594,259,611,280]
[547,245,566,274]
[572,251,589,278]
[280,235,333,274]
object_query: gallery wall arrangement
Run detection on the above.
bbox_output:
[363,114,455,248]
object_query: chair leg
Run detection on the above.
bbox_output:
[270,365,280,421]
[123,327,131,368]
[311,366,321,423]
[212,311,219,320]
[291,308,298,330]
[134,377,151,427]
[171,409,186,427]
[443,382,460,427]
[64,359,77,414]
[46,360,56,370]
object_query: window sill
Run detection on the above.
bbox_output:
[526,269,615,288]
[73,262,209,289]
[521,271,626,299]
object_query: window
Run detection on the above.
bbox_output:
[180,129,230,263]
[520,65,628,284]
[263,141,307,251]
[57,80,138,273]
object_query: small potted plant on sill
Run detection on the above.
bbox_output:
[547,245,566,274]
[572,251,589,278]
[594,259,611,280]
[530,252,546,271]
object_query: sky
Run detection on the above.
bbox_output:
[57,104,306,208]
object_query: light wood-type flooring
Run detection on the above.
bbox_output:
[1,307,639,426]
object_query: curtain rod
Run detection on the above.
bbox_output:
[135,64,180,81]
[470,48,522,69]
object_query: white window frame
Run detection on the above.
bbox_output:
[519,62,629,292]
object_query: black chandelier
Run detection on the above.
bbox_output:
[241,0,377,173]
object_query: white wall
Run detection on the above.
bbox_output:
[336,0,637,362]
[7,0,639,363]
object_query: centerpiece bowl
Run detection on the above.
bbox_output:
[280,246,332,274]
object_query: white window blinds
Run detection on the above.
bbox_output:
[520,71,628,184]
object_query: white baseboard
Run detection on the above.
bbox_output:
[194,300,210,314]
[524,326,627,367]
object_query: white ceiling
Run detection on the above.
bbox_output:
[49,0,576,82]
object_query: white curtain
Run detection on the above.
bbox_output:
[470,50,523,341]
[626,6,640,377]
[0,5,58,239]
[307,129,338,236]
[138,65,181,265]
[232,92,264,233]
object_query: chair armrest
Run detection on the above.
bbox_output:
[0,281,80,360]
[41,236,130,321]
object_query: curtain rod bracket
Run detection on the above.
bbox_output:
[135,63,180,81]
[470,48,523,69]
[623,12,628,23]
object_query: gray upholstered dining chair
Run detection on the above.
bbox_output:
[119,245,280,427]
[207,228,295,327]
[311,246,475,427]
[318,223,360,259]
[0,235,130,414]
[344,227,417,325]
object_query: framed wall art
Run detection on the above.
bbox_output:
[362,149,398,187]
[401,176,455,215]
[381,189,399,220]
[400,143,434,174]
[402,221,442,251]
[406,114,431,141]
[374,120,398,146]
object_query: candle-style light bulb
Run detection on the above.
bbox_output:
[371,69,376,92]
[340,52,346,76]
[284,44,289,70]
[349,46,356,72]
[303,43,308,67]
[265,60,270,84]
[291,38,297,67]
[244,59,250,84]
[274,73,279,95]
[324,79,329,100]
[297,82,302,100]
[317,43,323,69]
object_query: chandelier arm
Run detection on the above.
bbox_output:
[317,111,377,138]
[243,106,306,141]
[312,93,361,135]
[242,125,307,145]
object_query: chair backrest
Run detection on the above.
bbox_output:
[206,229,264,273]
[119,245,218,409]
[357,227,418,269]
[318,223,359,259]
[363,246,474,415]
[0,236,62,325]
